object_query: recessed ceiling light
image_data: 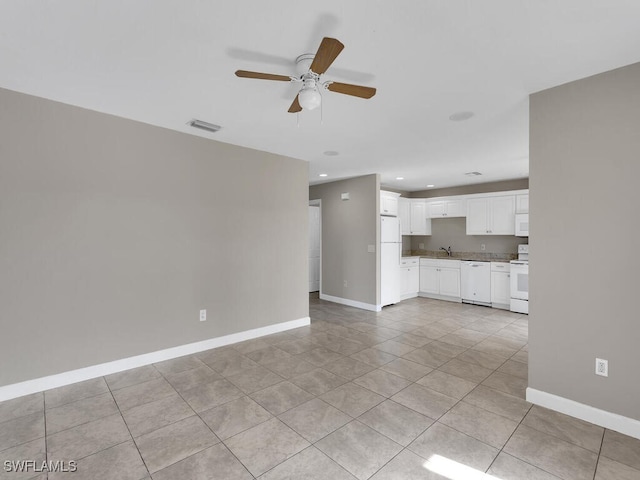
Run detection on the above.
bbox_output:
[396,177,404,180]
[427,184,435,188]
[323,150,339,156]
[319,173,328,177]
[449,111,474,122]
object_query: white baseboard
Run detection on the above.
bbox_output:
[319,293,381,312]
[491,303,510,310]
[400,292,418,301]
[0,317,310,402]
[526,387,640,440]
[418,292,462,304]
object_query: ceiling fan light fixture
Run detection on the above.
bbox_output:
[298,86,321,110]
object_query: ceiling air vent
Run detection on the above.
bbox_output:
[188,119,221,133]
[465,171,483,176]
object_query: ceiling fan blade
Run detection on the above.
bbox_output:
[309,37,344,75]
[327,82,376,99]
[288,95,302,113]
[235,70,292,82]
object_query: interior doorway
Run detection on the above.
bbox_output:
[308,201,321,293]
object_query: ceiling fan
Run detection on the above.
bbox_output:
[235,37,376,113]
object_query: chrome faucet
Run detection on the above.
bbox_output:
[440,246,452,257]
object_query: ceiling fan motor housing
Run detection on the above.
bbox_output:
[295,54,315,77]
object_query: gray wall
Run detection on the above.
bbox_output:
[309,175,379,306]
[0,87,309,387]
[409,217,526,255]
[410,178,528,198]
[529,62,640,420]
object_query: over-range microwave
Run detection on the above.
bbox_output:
[515,213,529,237]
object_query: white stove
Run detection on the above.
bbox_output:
[510,245,529,314]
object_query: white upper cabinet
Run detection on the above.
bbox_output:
[409,199,432,235]
[393,189,527,236]
[466,195,516,235]
[395,197,431,235]
[516,194,529,213]
[398,197,411,235]
[427,198,466,218]
[466,198,490,234]
[380,190,400,216]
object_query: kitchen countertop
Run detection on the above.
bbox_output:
[406,251,516,262]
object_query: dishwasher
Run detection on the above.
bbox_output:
[461,261,491,306]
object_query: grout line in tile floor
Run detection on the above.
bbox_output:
[592,425,607,480]
[483,399,535,475]
[104,379,153,479]
[154,365,257,479]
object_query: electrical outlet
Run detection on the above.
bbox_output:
[200,309,207,322]
[595,358,608,377]
[481,244,486,251]
[343,280,348,287]
[419,243,425,249]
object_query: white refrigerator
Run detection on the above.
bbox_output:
[380,216,401,307]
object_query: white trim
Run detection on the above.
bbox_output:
[527,387,640,440]
[309,199,321,295]
[0,317,310,402]
[400,292,418,301]
[418,292,462,303]
[491,303,510,311]
[319,293,381,312]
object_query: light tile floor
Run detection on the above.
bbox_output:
[1,295,640,479]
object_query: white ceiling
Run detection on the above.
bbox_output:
[2,1,640,191]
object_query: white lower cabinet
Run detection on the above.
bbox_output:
[419,259,461,302]
[419,264,439,295]
[400,257,420,300]
[491,262,511,309]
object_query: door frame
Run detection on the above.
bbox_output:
[309,199,322,295]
